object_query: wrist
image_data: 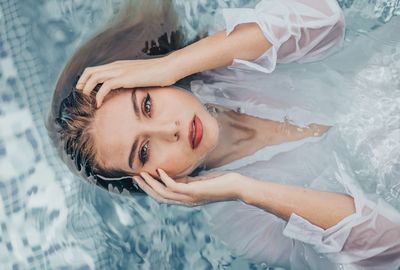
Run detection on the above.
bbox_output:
[159,53,179,86]
[236,174,259,204]
[164,50,188,84]
[165,31,236,80]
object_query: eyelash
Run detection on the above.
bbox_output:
[139,93,152,166]
[143,93,152,117]
[139,140,150,166]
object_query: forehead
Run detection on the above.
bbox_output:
[92,90,134,170]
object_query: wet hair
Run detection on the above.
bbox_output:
[46,0,206,195]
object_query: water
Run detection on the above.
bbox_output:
[0,0,399,269]
[337,39,400,208]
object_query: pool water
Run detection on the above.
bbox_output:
[0,0,399,269]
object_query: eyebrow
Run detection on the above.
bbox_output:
[128,90,141,169]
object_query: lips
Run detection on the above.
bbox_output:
[188,115,203,149]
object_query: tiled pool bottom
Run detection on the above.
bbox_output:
[1,0,399,269]
[0,1,271,268]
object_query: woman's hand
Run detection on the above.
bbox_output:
[132,168,245,206]
[75,23,272,108]
[76,57,176,107]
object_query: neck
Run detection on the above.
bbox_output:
[199,103,330,171]
[201,104,264,169]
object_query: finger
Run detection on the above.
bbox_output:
[133,176,184,205]
[77,62,117,88]
[157,168,188,193]
[140,172,174,196]
[136,176,194,206]
[82,72,109,96]
[96,79,122,108]
[140,172,193,202]
[133,176,168,203]
[76,67,97,89]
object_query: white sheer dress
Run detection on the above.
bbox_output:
[191,0,400,269]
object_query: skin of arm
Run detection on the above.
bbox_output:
[236,174,356,230]
[135,23,355,229]
[76,22,271,103]
[167,22,356,230]
[162,24,356,229]
[166,22,272,83]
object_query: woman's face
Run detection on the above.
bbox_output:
[92,86,219,178]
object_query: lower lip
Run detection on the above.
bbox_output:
[189,115,203,149]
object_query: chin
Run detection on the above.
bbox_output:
[174,167,195,179]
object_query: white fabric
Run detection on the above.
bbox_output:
[219,0,345,73]
[192,1,400,269]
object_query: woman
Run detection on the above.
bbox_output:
[48,0,400,269]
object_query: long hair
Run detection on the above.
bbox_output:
[46,0,206,195]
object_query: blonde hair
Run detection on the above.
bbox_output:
[47,0,204,194]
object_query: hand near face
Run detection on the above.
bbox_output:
[76,58,176,107]
[133,169,244,206]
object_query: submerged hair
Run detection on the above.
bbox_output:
[47,0,206,195]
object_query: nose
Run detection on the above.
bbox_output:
[143,120,180,142]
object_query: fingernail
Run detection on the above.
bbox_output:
[156,169,160,176]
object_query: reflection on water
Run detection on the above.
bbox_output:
[337,33,400,207]
[0,0,399,269]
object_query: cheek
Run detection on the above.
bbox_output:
[151,145,194,177]
[164,90,202,113]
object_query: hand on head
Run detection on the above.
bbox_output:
[76,57,176,108]
[133,168,242,206]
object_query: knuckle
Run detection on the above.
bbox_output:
[169,185,178,192]
[156,185,166,193]
[166,190,176,199]
[88,75,98,84]
[101,80,109,88]
[157,189,166,197]
[92,73,104,83]
[83,67,92,73]
[102,80,113,88]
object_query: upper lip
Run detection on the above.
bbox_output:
[189,115,196,149]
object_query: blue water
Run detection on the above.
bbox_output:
[0,0,399,269]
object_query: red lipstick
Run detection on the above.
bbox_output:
[188,115,203,149]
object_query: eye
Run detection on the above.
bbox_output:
[139,140,150,166]
[142,93,152,116]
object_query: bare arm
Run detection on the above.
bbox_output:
[77,23,271,105]
[77,0,344,104]
[136,169,400,267]
[238,175,356,230]
[136,169,355,230]
[167,22,272,83]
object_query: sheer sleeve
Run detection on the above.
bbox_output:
[201,199,294,268]
[282,157,400,269]
[221,0,345,73]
